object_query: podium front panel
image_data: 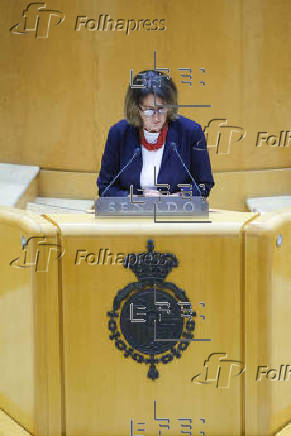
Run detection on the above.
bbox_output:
[3,208,291,436]
[51,212,256,436]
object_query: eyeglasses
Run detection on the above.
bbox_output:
[139,106,168,117]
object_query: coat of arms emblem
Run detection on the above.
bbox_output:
[107,240,195,380]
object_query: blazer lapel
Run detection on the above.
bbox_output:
[126,125,142,190]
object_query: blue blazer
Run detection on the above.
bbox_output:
[97,115,215,197]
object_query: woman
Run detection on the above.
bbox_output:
[97,70,214,198]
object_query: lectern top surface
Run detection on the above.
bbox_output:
[43,209,259,236]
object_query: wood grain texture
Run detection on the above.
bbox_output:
[244,209,291,435]
[1,207,291,435]
[0,208,62,436]
[38,167,291,211]
[47,210,257,436]
[0,0,290,172]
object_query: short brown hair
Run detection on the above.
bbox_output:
[124,70,179,127]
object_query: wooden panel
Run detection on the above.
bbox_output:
[0,208,62,436]
[39,170,97,200]
[244,208,291,435]
[0,0,290,172]
[210,168,291,211]
[16,176,39,209]
[48,211,257,436]
[0,221,34,432]
[0,409,32,436]
[38,167,291,212]
[276,424,291,436]
[2,207,291,435]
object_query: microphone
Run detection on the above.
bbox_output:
[170,142,202,196]
[101,146,141,197]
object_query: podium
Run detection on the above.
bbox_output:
[0,206,290,436]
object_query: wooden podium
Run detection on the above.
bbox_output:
[0,207,290,436]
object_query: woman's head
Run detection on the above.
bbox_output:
[124,70,178,130]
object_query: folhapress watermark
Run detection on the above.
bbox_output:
[75,15,166,35]
[204,121,290,154]
[191,353,291,388]
[10,3,167,38]
[256,131,291,147]
[10,235,65,272]
[10,2,65,38]
[191,353,245,388]
[74,248,170,266]
[75,249,126,266]
[256,365,291,382]
[204,119,246,155]
[10,243,177,270]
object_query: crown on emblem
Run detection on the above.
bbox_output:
[124,239,178,282]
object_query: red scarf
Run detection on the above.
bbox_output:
[139,124,168,151]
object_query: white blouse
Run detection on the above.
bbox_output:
[140,129,164,189]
